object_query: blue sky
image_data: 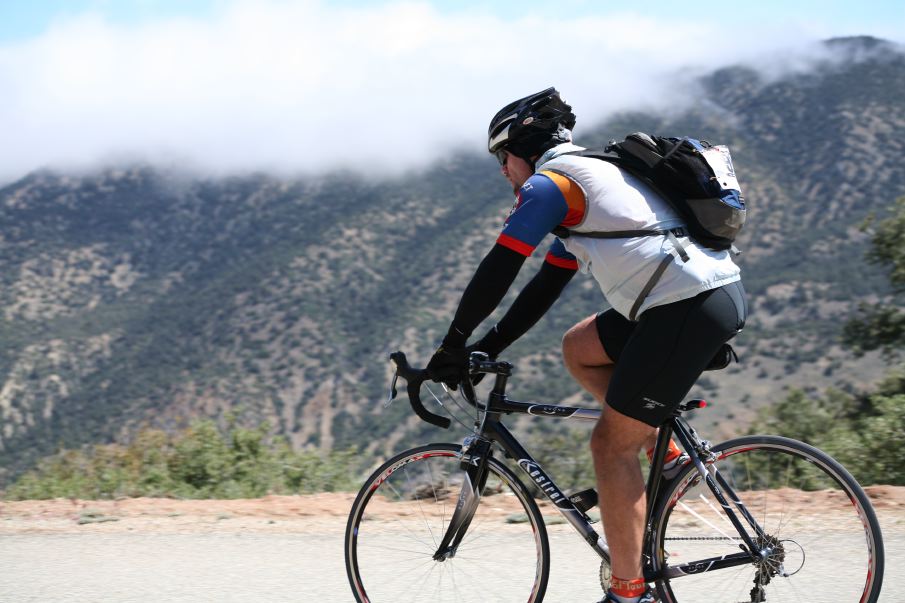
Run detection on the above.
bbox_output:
[2,0,903,42]
[0,1,902,181]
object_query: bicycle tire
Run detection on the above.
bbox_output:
[345,443,551,602]
[650,435,884,603]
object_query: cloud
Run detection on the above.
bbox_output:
[0,0,875,182]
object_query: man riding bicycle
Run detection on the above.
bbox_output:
[426,87,747,603]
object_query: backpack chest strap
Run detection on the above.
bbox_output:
[552,226,690,321]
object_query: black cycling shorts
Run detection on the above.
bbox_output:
[595,280,747,426]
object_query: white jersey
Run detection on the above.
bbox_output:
[536,144,741,319]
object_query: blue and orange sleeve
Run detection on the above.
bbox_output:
[545,238,578,270]
[497,172,585,256]
[496,171,583,270]
[539,170,585,229]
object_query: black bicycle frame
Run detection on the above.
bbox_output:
[430,372,770,583]
[430,400,611,565]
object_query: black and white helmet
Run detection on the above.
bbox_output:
[487,87,576,161]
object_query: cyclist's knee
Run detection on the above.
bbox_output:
[562,314,611,367]
[590,426,641,467]
[561,326,579,366]
[591,406,654,459]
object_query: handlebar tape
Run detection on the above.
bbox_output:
[390,351,452,429]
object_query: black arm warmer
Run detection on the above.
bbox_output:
[444,244,527,347]
[475,259,577,354]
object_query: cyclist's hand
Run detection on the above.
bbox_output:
[426,344,469,390]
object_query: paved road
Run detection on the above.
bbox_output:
[1,520,902,601]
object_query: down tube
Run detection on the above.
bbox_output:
[488,421,610,560]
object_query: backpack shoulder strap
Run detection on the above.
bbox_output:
[627,230,690,321]
[549,143,695,321]
[556,147,621,163]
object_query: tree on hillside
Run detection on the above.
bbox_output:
[751,196,905,486]
[843,196,905,356]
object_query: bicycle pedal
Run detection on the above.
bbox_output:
[568,488,598,513]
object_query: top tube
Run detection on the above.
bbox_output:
[389,350,709,430]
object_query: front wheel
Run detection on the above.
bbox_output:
[651,435,884,603]
[345,443,550,603]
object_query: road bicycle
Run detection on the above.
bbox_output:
[344,351,884,602]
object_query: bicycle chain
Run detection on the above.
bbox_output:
[664,536,737,541]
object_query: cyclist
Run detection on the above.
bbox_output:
[426,87,747,603]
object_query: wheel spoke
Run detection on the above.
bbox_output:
[346,445,549,602]
[654,436,883,603]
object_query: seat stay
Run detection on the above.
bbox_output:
[669,417,764,560]
[712,464,769,540]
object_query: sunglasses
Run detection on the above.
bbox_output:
[495,149,509,166]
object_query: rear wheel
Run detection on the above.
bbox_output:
[345,443,550,602]
[651,435,884,603]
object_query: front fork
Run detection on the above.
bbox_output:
[432,436,492,561]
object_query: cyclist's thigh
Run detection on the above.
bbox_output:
[605,282,745,426]
[564,313,617,365]
[594,308,636,363]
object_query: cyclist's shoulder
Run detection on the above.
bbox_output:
[521,149,590,204]
[519,171,565,198]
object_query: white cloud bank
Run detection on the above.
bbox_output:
[0,0,877,182]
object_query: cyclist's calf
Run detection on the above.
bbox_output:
[591,404,655,580]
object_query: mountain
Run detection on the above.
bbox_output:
[1,36,904,486]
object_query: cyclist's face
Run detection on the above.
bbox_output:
[499,151,533,193]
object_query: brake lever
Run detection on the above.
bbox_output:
[384,371,399,408]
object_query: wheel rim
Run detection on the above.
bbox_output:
[347,447,547,603]
[654,440,881,603]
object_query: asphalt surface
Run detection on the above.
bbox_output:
[1,520,902,602]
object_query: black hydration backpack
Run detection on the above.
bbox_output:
[554,132,746,251]
[552,132,747,321]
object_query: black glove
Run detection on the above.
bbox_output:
[426,343,469,390]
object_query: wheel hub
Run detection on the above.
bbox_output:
[755,534,786,577]
[749,534,789,601]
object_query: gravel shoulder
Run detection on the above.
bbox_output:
[4,486,904,534]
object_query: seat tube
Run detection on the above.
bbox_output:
[645,420,675,518]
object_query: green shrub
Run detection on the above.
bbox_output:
[748,374,905,486]
[5,420,360,500]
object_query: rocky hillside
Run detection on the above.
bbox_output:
[1,36,904,485]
